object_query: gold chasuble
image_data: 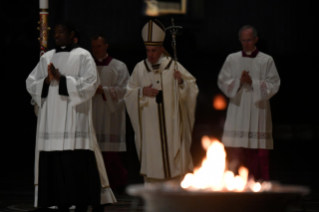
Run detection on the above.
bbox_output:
[124,56,198,181]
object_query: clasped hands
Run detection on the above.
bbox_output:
[143,69,183,97]
[95,85,104,95]
[45,63,62,84]
[240,70,252,86]
[95,86,118,100]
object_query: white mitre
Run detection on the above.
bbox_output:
[142,19,166,46]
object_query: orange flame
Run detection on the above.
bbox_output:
[181,137,265,192]
[213,94,227,110]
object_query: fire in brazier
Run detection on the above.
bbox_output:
[181,136,270,192]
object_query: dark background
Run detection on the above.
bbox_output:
[0,0,318,193]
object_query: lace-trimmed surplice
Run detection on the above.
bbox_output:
[218,51,280,149]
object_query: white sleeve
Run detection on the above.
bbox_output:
[66,53,100,107]
[251,57,280,102]
[177,62,198,101]
[26,56,47,107]
[102,63,130,112]
[113,63,130,100]
[218,55,241,98]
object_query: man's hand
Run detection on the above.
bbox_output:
[95,85,104,95]
[143,84,159,97]
[109,87,118,100]
[174,69,183,84]
[240,70,252,86]
[45,64,54,84]
[48,63,62,81]
[45,75,52,84]
[240,71,246,86]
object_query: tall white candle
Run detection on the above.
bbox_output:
[39,0,48,9]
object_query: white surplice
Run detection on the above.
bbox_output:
[218,51,280,149]
[124,55,198,180]
[92,57,129,152]
[26,47,116,205]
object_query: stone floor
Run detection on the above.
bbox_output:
[0,189,144,212]
[1,186,319,212]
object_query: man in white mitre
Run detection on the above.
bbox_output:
[218,25,280,180]
[91,34,129,192]
[26,19,116,212]
[124,20,198,184]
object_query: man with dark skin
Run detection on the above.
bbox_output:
[45,24,76,83]
[27,19,116,212]
[42,22,74,86]
[32,28,80,117]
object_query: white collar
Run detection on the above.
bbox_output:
[97,54,109,62]
[245,47,256,55]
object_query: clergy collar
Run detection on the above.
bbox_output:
[97,54,108,62]
[144,55,172,73]
[242,47,259,58]
[95,55,113,66]
[55,43,79,53]
[152,64,160,70]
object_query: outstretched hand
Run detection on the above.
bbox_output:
[143,84,159,97]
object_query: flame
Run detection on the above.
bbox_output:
[213,94,227,110]
[201,136,212,150]
[181,137,266,192]
[252,182,261,192]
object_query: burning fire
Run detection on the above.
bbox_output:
[181,136,269,192]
